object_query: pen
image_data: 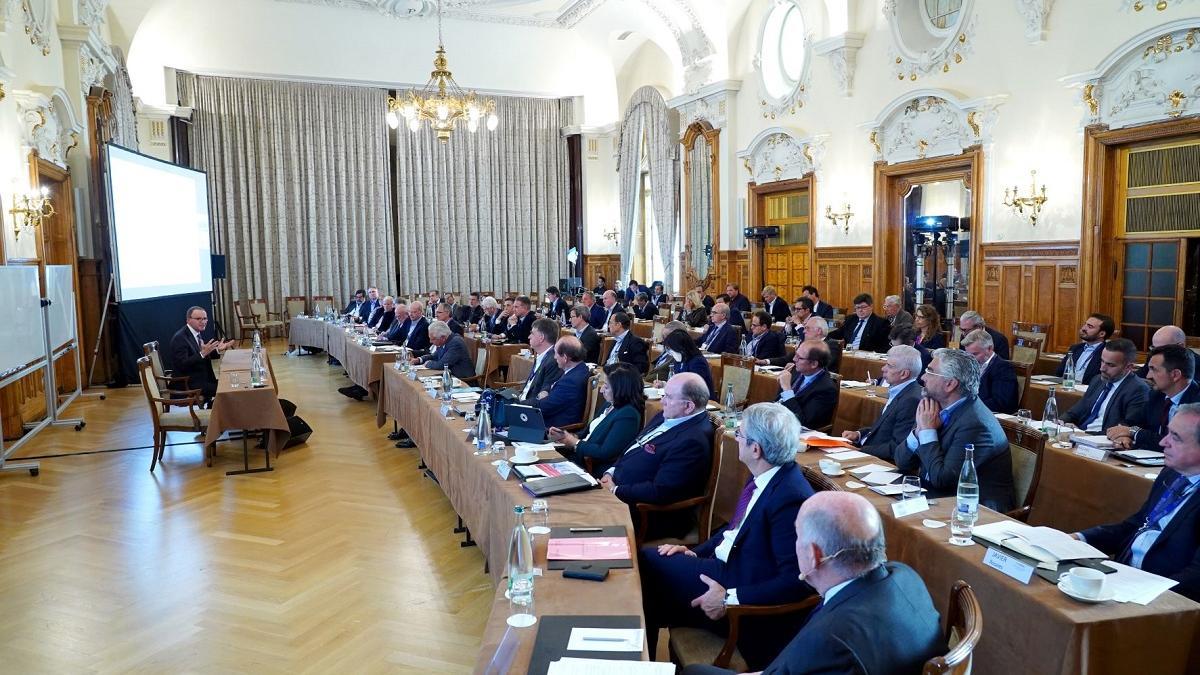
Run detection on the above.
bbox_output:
[582,637,627,642]
[570,527,603,532]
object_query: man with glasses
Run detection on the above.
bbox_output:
[746,310,787,366]
[961,329,1019,414]
[777,341,838,430]
[896,348,1014,512]
[803,316,842,374]
[696,302,739,355]
[784,298,813,340]
[830,293,890,353]
[801,285,834,320]
[170,306,235,404]
[1061,338,1148,434]
[1109,344,1200,451]
[842,345,923,461]
[957,311,1011,361]
[640,403,815,670]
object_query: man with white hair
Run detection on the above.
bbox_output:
[381,299,430,353]
[842,345,923,461]
[685,492,943,674]
[1136,325,1200,385]
[601,290,624,327]
[803,315,842,373]
[957,310,1010,360]
[896,348,1014,511]
[410,320,473,380]
[882,294,913,329]
[366,295,396,333]
[641,402,815,669]
[479,296,505,334]
[961,328,1019,414]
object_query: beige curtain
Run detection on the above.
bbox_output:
[617,86,678,289]
[109,47,138,148]
[393,95,571,295]
[178,73,396,329]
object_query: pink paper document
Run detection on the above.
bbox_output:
[547,537,631,561]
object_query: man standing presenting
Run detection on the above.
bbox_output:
[170,306,235,404]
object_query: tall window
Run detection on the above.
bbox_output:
[758,1,807,104]
[631,133,672,287]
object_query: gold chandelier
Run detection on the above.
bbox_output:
[386,0,497,142]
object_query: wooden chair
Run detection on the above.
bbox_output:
[561,371,604,439]
[1011,333,1047,368]
[1012,360,1035,410]
[311,295,335,315]
[800,463,844,493]
[720,354,755,407]
[635,414,724,547]
[458,342,490,387]
[142,341,191,411]
[248,298,286,337]
[283,296,308,333]
[234,300,258,340]
[998,417,1047,522]
[923,581,983,675]
[138,356,209,472]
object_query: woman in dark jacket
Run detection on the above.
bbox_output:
[663,328,715,399]
[548,363,645,477]
[913,304,947,350]
[676,290,709,328]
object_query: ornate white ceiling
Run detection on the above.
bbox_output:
[274,0,604,28]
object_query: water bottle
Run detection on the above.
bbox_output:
[739,333,748,357]
[724,383,738,429]
[253,331,262,350]
[950,444,979,545]
[442,364,453,400]
[1063,352,1076,388]
[1042,386,1059,435]
[475,408,493,454]
[507,505,535,609]
[250,351,263,387]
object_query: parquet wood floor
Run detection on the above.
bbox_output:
[0,340,492,673]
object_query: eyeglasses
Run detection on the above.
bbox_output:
[923,368,951,379]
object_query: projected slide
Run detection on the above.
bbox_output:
[107,144,213,301]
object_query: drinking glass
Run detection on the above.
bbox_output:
[507,581,536,628]
[901,476,922,500]
[865,371,877,398]
[528,500,550,535]
[230,372,240,388]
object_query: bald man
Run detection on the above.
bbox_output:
[1136,325,1200,385]
[803,316,842,373]
[530,336,590,427]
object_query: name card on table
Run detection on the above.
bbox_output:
[891,496,930,518]
[983,547,1035,584]
[496,460,513,480]
[1074,446,1109,462]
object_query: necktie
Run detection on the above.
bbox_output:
[1122,474,1193,564]
[607,335,623,364]
[196,334,203,353]
[851,318,866,348]
[730,478,758,529]
[792,375,805,395]
[1082,381,1115,428]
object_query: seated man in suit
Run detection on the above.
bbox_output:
[531,336,589,427]
[761,285,790,323]
[957,310,1012,361]
[802,285,834,320]
[1055,312,1115,384]
[725,283,752,314]
[685,492,943,675]
[599,290,625,328]
[455,292,485,326]
[783,297,813,341]
[1136,325,1200,386]
[1061,338,1148,434]
[896,348,1015,512]
[580,291,606,329]
[802,316,842,373]
[479,296,506,335]
[511,318,564,402]
[696,303,740,355]
[1076,403,1200,601]
[366,295,396,333]
[623,279,644,304]
[361,287,380,322]
[1109,344,1200,451]
[882,294,913,329]
[170,306,235,403]
[693,284,715,310]
[646,320,689,383]
[593,275,608,296]
[602,372,714,538]
[961,329,1019,414]
[342,289,367,321]
[503,296,535,344]
[544,286,567,320]
[409,320,474,380]
[641,403,815,669]
[777,341,838,430]
[381,300,430,353]
[568,306,601,364]
[606,311,650,373]
[746,310,786,365]
[649,282,668,309]
[433,302,465,336]
[842,345,923,461]
[630,292,658,321]
[830,293,891,353]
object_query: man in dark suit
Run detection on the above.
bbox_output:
[479,296,506,334]
[593,275,608,296]
[513,318,564,402]
[170,306,235,403]
[649,283,668,309]
[1077,403,1200,601]
[381,300,430,353]
[532,336,589,427]
[504,296,535,344]
[411,320,474,380]
[696,303,739,355]
[1135,325,1200,386]
[1062,338,1148,434]
[842,345,923,461]
[685,492,943,675]
[761,285,790,323]
[630,292,658,321]
[1109,345,1200,451]
[366,296,396,333]
[830,293,891,353]
[605,312,650,373]
[342,289,366,321]
[641,403,815,669]
[802,316,842,374]
[896,348,1014,512]
[358,287,380,323]
[455,292,485,325]
[433,302,465,336]
[599,290,625,328]
[802,285,834,320]
[957,310,1012,361]
[693,284,715,311]
[777,341,838,430]
[725,283,752,314]
[962,329,1019,414]
[882,294,913,329]
[580,291,606,330]
[783,298,813,341]
[1054,312,1115,384]
[568,306,601,364]
[746,310,786,365]
[544,286,567,320]
[623,279,647,304]
[602,372,714,538]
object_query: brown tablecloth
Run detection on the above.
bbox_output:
[838,350,889,382]
[288,316,328,350]
[373,367,647,672]
[343,339,400,394]
[461,336,527,387]
[1028,444,1162,533]
[832,385,888,435]
[508,353,535,385]
[218,348,277,385]
[1024,381,1086,417]
[203,366,290,462]
[325,322,350,363]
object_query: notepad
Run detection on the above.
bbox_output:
[849,463,897,475]
[547,537,631,561]
[548,658,674,674]
[565,628,643,652]
[861,472,902,486]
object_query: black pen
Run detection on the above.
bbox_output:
[569,527,603,533]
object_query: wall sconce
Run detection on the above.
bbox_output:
[1003,170,1047,226]
[825,202,853,234]
[8,187,54,239]
[602,227,618,242]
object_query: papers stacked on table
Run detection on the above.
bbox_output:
[839,380,870,388]
[799,431,855,449]
[1100,561,1180,605]
[548,658,673,674]
[1071,434,1114,449]
[973,522,1106,564]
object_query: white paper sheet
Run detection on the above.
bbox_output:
[548,658,675,675]
[849,463,897,475]
[827,450,871,461]
[862,472,902,486]
[1100,561,1180,605]
[565,628,644,652]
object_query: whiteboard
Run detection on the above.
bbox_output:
[46,265,76,349]
[0,266,46,377]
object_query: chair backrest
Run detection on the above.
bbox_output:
[312,295,334,314]
[137,356,161,406]
[699,415,729,540]
[652,316,669,344]
[583,373,603,423]
[998,417,1046,513]
[249,299,270,323]
[1012,360,1035,409]
[800,464,844,493]
[142,341,165,378]
[285,296,308,319]
[234,299,255,324]
[924,581,983,675]
[1011,333,1047,367]
[720,354,755,405]
[474,343,489,377]
[658,305,673,318]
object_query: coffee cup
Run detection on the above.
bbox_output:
[512,448,538,464]
[1062,567,1106,599]
[520,349,532,357]
[818,458,842,475]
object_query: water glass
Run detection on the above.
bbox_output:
[529,500,550,535]
[507,580,536,628]
[1016,409,1032,428]
[901,476,922,500]
[230,372,240,388]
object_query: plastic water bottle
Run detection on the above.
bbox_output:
[1042,386,1060,435]
[739,333,748,357]
[474,408,493,454]
[442,365,453,400]
[950,444,979,545]
[1063,352,1076,388]
[724,383,738,429]
[250,351,263,387]
[507,505,535,610]
[253,331,262,351]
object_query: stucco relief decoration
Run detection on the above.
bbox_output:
[1121,0,1197,12]
[77,0,109,27]
[670,83,739,131]
[1015,0,1054,43]
[1063,21,1200,128]
[737,127,826,185]
[12,89,84,167]
[17,0,53,55]
[863,89,1005,165]
[814,33,864,97]
[79,42,109,92]
[885,0,977,81]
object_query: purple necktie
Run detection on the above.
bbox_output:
[730,478,758,529]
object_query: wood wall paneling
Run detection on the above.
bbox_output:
[581,254,621,296]
[979,242,1080,353]
[815,246,874,312]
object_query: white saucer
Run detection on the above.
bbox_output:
[509,457,540,466]
[1057,580,1114,603]
[845,481,867,489]
[528,526,550,535]
[821,469,845,477]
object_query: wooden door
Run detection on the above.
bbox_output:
[748,177,815,303]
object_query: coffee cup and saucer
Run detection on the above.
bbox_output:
[1057,567,1114,603]
[510,448,540,465]
[819,458,844,477]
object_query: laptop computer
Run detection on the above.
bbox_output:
[494,404,548,443]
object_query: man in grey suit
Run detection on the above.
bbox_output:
[882,294,913,329]
[1061,338,1148,434]
[896,348,1015,512]
[841,345,922,461]
[411,320,474,380]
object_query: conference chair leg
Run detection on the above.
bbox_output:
[460,527,476,548]
[454,516,467,534]
[150,432,160,472]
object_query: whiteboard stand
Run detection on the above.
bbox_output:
[0,361,46,476]
[40,298,85,432]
